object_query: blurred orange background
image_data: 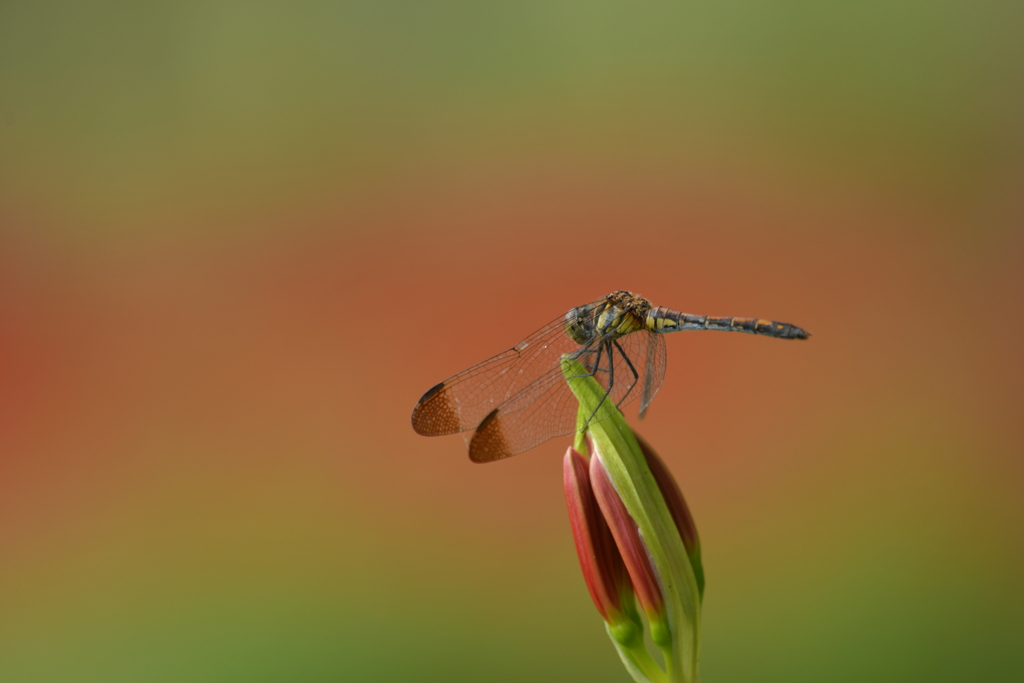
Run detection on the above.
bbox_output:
[2,3,1022,682]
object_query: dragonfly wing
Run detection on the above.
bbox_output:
[411,311,589,437]
[411,295,670,462]
[469,329,669,461]
[583,330,667,422]
[468,366,583,462]
[638,331,667,417]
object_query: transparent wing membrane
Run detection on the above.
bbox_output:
[410,304,598,439]
[464,330,666,461]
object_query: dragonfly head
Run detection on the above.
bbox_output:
[565,303,599,345]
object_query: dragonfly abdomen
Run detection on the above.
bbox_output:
[647,307,809,339]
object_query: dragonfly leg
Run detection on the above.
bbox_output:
[612,338,640,408]
[583,343,604,378]
[582,341,617,426]
[571,344,607,380]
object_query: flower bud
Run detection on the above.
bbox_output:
[561,354,702,683]
[563,446,641,646]
[589,449,664,620]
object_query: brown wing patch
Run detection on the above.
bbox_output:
[468,409,515,463]
[411,382,464,436]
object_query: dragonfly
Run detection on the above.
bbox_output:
[411,290,809,463]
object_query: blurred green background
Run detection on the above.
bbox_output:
[2,2,1022,682]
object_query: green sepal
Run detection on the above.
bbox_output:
[607,616,642,650]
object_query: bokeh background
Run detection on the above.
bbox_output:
[2,3,1022,682]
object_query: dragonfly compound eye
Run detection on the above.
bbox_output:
[564,306,597,345]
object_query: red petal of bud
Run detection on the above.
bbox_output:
[589,452,664,617]
[635,432,704,598]
[563,447,630,622]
